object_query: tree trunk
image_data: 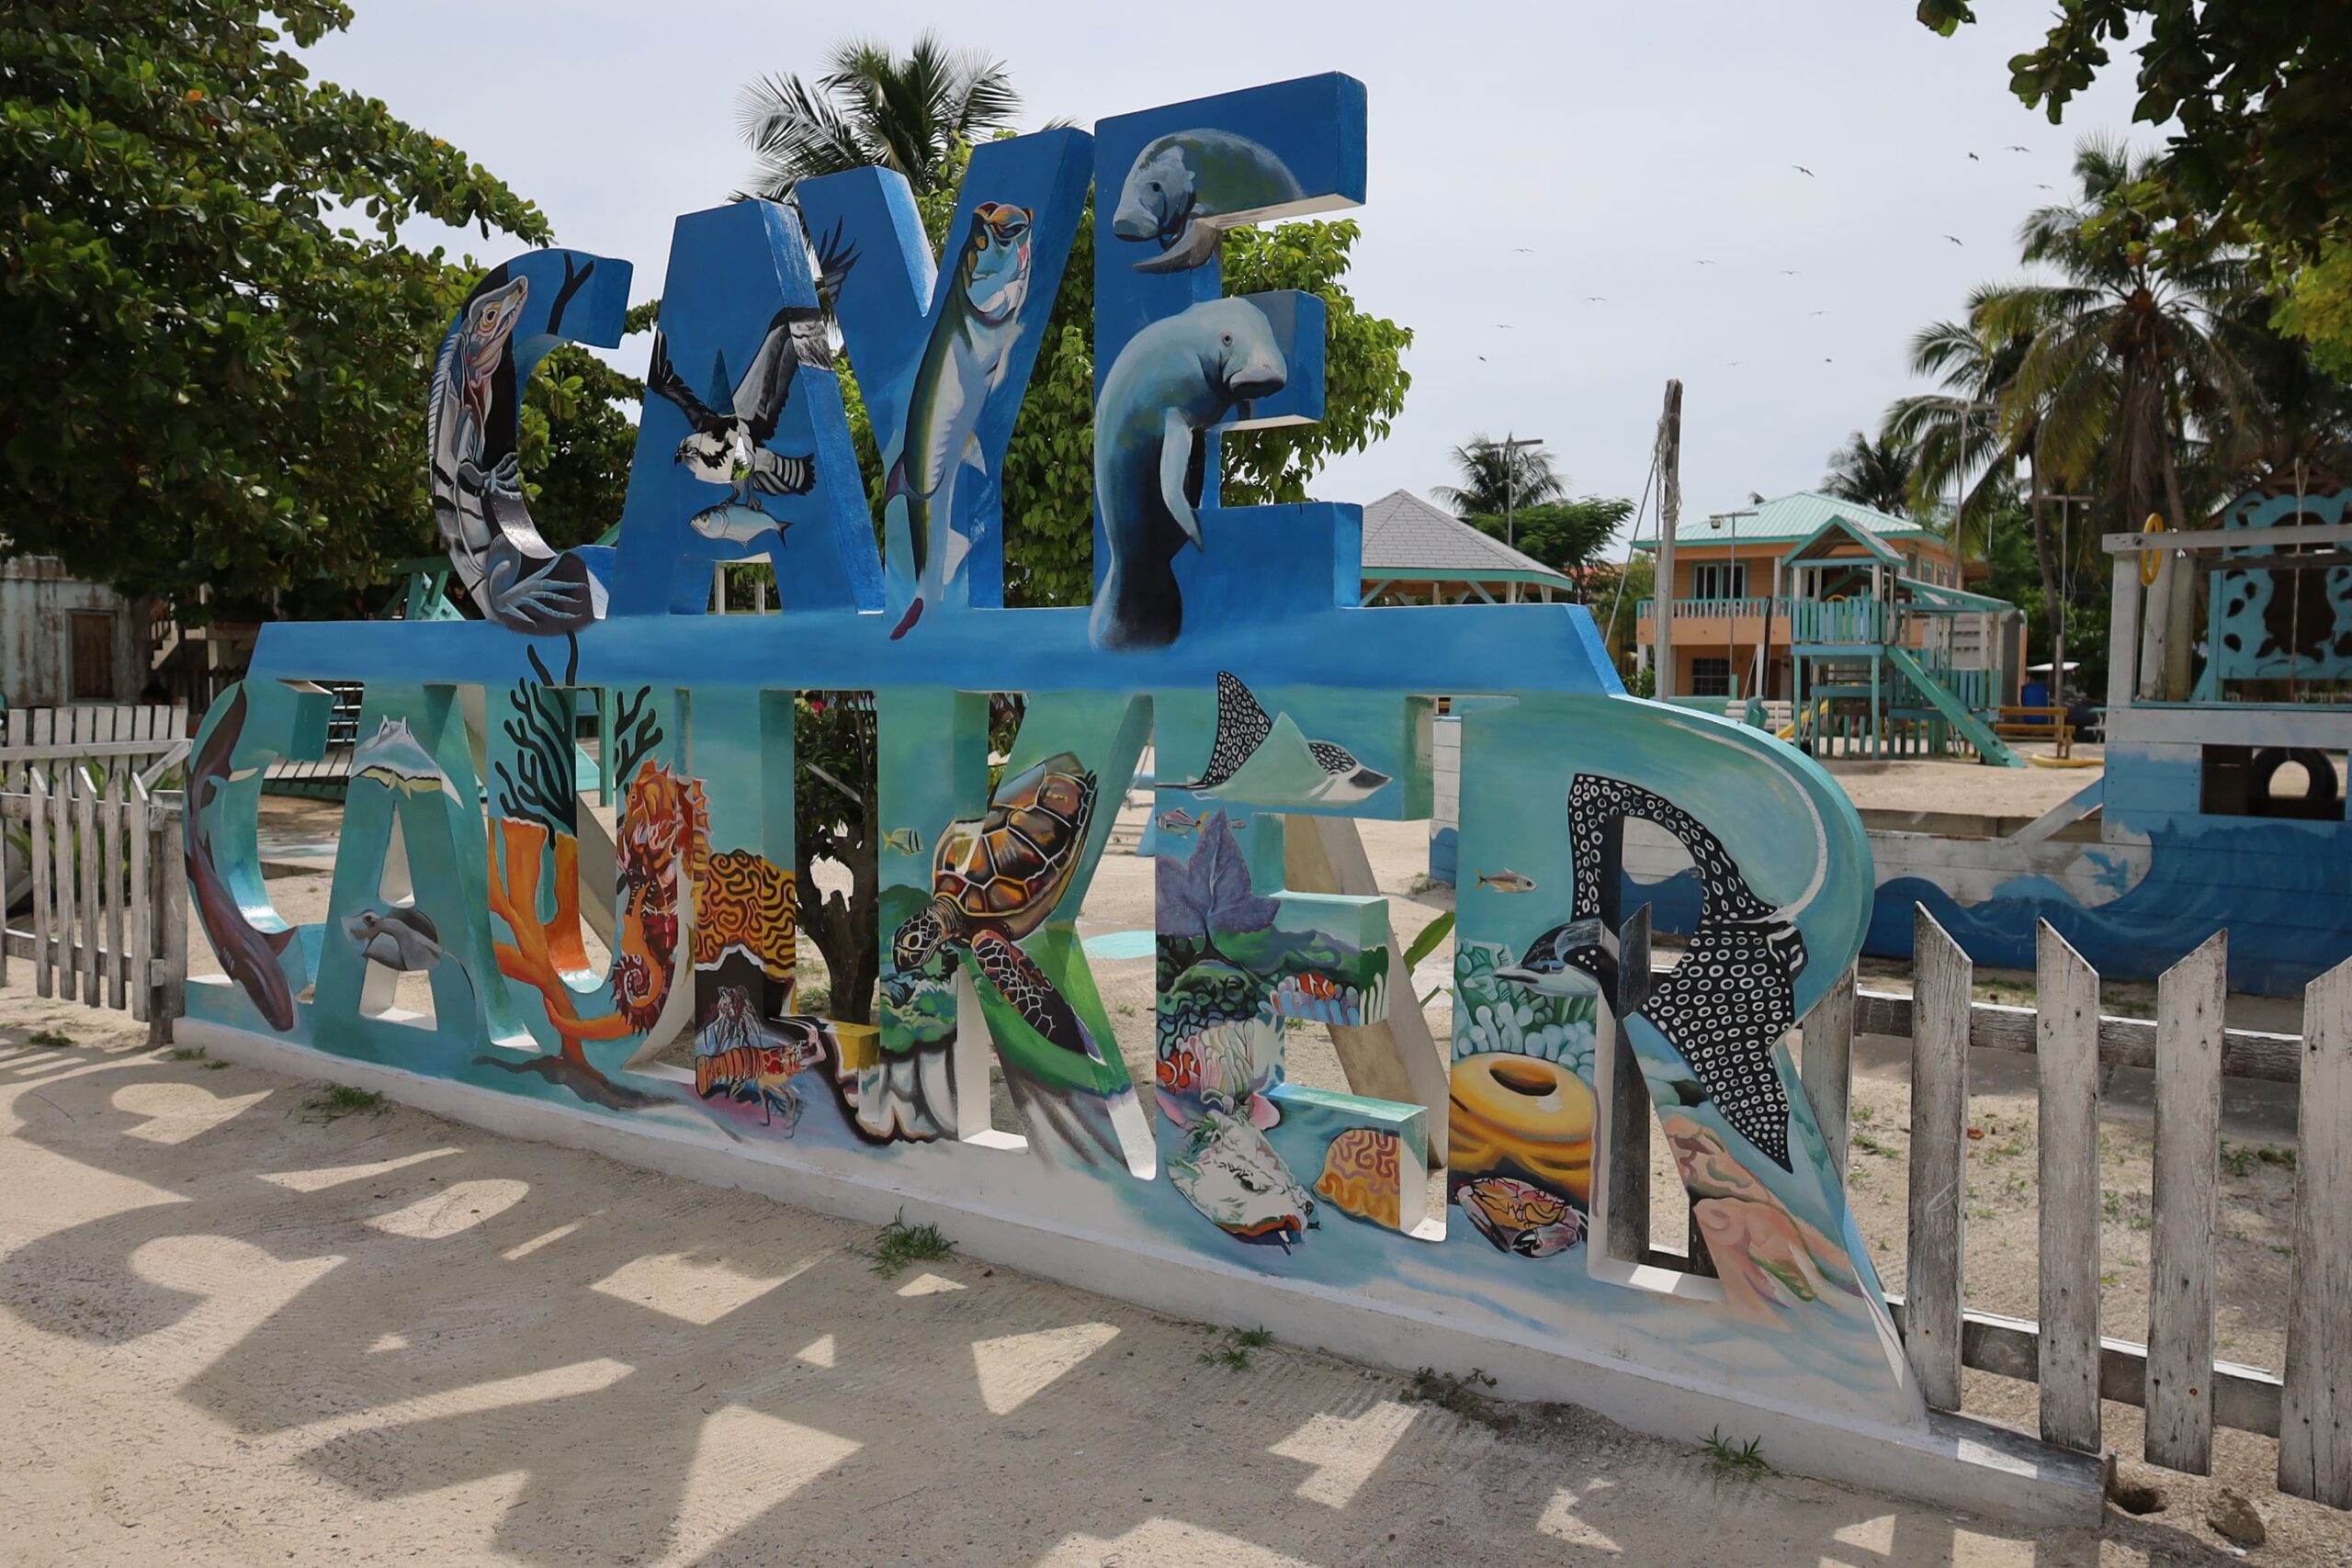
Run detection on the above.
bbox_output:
[2028,443,2065,694]
[2159,433,2197,700]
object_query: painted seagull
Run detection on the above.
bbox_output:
[1171,671,1390,806]
[646,305,830,548]
[1496,773,1816,1170]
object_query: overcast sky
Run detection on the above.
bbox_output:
[307,0,2157,536]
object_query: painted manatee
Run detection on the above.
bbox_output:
[1113,130,1306,273]
[1088,299,1286,652]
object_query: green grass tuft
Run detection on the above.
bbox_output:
[25,1029,73,1048]
[1701,1427,1770,1479]
[304,1084,387,1122]
[170,1047,204,1062]
[1405,1366,1512,1428]
[869,1209,956,1277]
[1199,1325,1272,1371]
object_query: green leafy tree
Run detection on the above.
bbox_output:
[0,0,561,622]
[1463,498,1633,597]
[1917,1,2352,374]
[794,692,880,1025]
[1917,0,2352,249]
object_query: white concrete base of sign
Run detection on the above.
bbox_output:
[184,1013,2104,1527]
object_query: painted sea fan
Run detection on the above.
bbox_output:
[1156,809,1280,941]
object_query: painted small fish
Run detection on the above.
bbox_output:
[1475,869,1538,894]
[1295,972,1340,1001]
[688,501,793,547]
[882,827,924,856]
[1155,808,1201,835]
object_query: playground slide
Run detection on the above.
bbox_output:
[1884,645,2025,768]
[1776,698,1832,741]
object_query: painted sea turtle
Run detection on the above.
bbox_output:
[892,751,1102,1060]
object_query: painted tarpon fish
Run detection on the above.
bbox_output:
[886,201,1035,639]
[1476,869,1539,893]
[185,688,298,1031]
[342,905,446,972]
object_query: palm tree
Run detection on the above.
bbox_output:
[1433,434,1565,519]
[736,34,1024,200]
[1884,311,2031,550]
[1820,431,1917,516]
[1975,136,2256,695]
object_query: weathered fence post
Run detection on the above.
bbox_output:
[76,762,100,1001]
[1908,904,1971,1410]
[29,769,52,999]
[2036,919,2102,1453]
[2148,930,2225,1472]
[149,788,186,1044]
[1604,904,1653,1262]
[129,774,152,1028]
[1800,961,1856,1176]
[2281,955,2352,1506]
[51,762,75,1001]
[103,765,128,1010]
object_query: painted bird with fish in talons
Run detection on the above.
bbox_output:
[887,202,1036,639]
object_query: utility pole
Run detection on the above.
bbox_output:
[1498,433,1546,607]
[2048,492,2092,706]
[1654,381,1682,696]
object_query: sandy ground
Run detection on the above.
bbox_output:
[1825,750,2104,820]
[1,791,2345,1562]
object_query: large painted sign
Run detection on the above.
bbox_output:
[186,75,1920,1433]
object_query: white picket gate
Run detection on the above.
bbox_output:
[1746,912,2351,1508]
[0,763,187,1043]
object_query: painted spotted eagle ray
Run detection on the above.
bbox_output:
[1499,773,1811,1170]
[1171,671,1390,807]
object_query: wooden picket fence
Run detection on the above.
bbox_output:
[0,703,187,773]
[1746,911,2346,1508]
[0,765,187,1043]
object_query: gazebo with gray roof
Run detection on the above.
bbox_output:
[1357,490,1577,605]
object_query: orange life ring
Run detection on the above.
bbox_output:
[2139,513,2167,587]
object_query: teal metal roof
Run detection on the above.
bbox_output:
[1782,513,1905,567]
[1633,491,1939,551]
